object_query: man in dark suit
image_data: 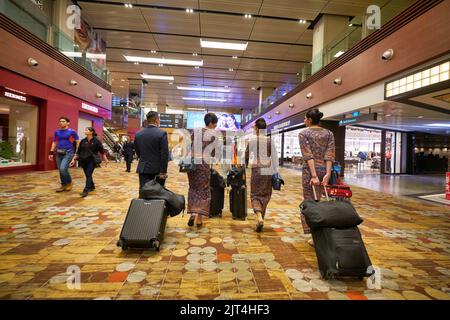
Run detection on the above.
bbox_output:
[122,136,135,173]
[135,111,169,189]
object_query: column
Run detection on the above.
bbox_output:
[321,120,346,177]
[258,87,274,112]
[312,15,349,74]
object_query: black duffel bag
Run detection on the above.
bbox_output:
[139,179,185,217]
[300,186,363,229]
[211,168,226,188]
[226,165,246,188]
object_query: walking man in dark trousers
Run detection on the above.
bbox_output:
[122,137,135,172]
[134,111,169,189]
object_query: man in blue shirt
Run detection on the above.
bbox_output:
[48,117,80,192]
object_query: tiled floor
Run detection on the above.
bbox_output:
[0,162,449,300]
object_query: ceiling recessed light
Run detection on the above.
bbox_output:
[169,82,173,85]
[192,53,198,56]
[299,19,307,24]
[200,39,248,51]
[334,51,345,58]
[134,62,139,65]
[124,4,133,8]
[141,74,174,81]
[183,97,226,102]
[186,8,194,13]
[417,116,424,118]
[229,68,234,72]
[177,86,230,92]
[251,87,256,90]
[296,73,300,76]
[124,55,203,66]
[121,79,125,82]
[244,14,252,19]
[385,114,391,117]
[232,56,238,59]
[194,66,200,69]
[158,63,164,67]
[349,23,353,27]
[150,50,157,54]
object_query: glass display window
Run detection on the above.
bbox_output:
[0,98,38,167]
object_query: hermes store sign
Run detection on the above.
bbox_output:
[81,103,98,114]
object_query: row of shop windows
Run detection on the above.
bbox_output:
[0,97,93,168]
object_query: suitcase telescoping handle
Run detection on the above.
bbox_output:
[312,184,330,202]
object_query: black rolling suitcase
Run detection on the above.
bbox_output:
[117,199,167,251]
[311,226,373,279]
[301,186,372,279]
[229,185,247,220]
[209,169,225,217]
[227,165,247,220]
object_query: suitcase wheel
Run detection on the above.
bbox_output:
[153,240,160,251]
[117,240,128,250]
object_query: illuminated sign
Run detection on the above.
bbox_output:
[81,103,98,114]
[339,113,377,126]
[4,91,26,102]
[273,120,291,131]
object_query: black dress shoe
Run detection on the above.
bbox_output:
[187,215,195,227]
[80,191,89,197]
[256,221,264,233]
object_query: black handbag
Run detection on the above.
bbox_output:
[139,178,185,217]
[271,172,285,190]
[178,157,195,172]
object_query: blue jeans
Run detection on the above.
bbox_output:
[81,161,95,191]
[56,152,73,186]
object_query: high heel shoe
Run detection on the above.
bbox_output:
[187,215,195,227]
[255,221,264,233]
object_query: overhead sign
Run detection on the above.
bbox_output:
[159,113,184,128]
[81,102,99,114]
[339,113,377,126]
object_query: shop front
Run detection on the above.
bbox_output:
[0,68,110,174]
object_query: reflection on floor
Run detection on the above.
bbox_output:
[0,163,449,300]
[418,194,450,206]
[343,173,446,197]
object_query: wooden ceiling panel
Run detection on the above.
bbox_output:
[200,13,254,40]
[243,42,291,60]
[141,8,200,35]
[250,19,307,43]
[153,35,201,52]
[199,0,262,14]
[283,46,313,61]
[80,3,149,32]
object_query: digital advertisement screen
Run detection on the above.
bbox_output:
[187,112,242,131]
[186,112,206,129]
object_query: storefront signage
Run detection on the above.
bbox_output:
[267,112,306,133]
[81,102,99,114]
[273,120,291,131]
[160,113,184,128]
[339,113,377,126]
[4,91,26,102]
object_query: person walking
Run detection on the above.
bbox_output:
[134,111,169,189]
[48,117,80,192]
[245,118,277,232]
[186,113,218,228]
[298,109,335,246]
[122,137,135,172]
[70,127,108,197]
[113,142,122,163]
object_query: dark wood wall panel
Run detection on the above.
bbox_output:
[0,28,112,110]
